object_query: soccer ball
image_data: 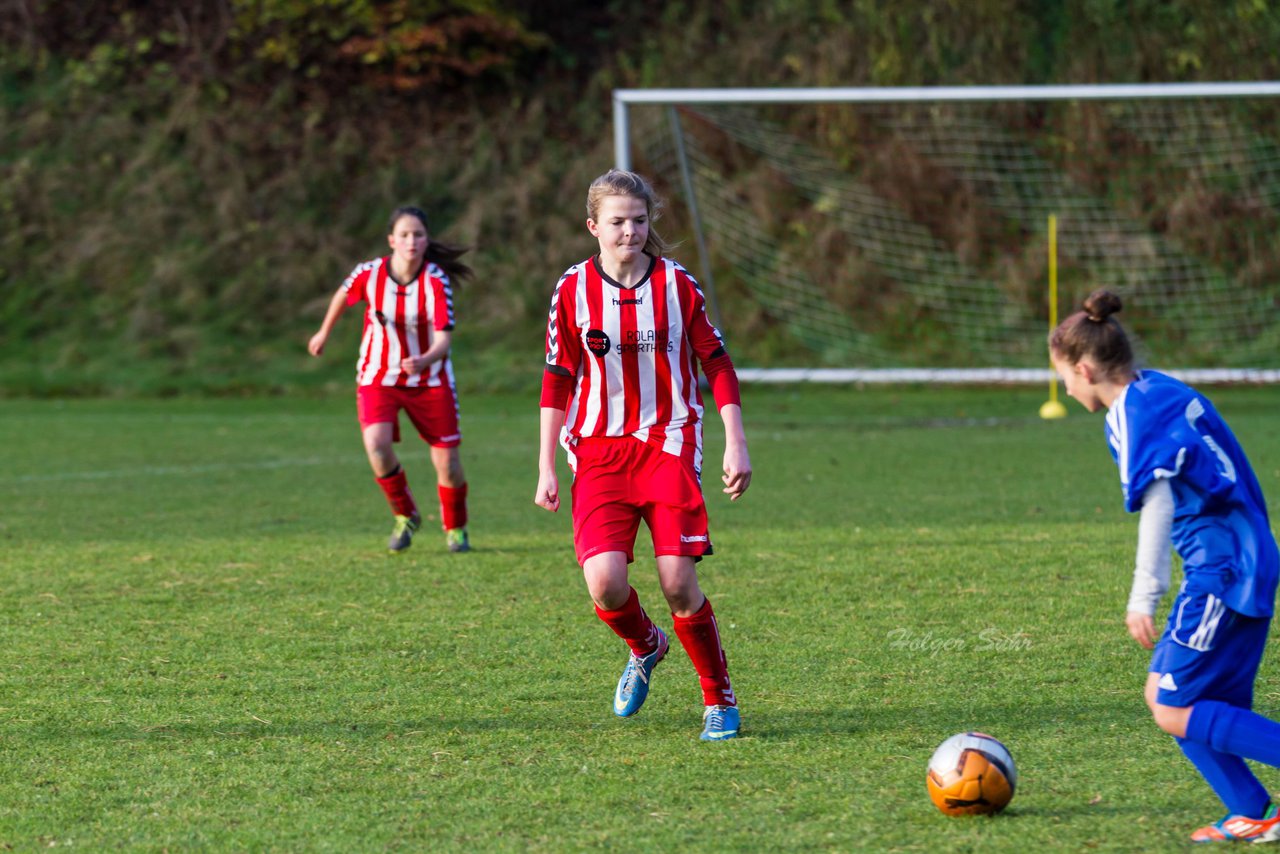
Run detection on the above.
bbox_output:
[926,732,1017,816]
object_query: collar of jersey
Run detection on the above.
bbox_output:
[593,253,656,290]
[384,255,426,289]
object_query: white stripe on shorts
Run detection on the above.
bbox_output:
[1178,593,1226,652]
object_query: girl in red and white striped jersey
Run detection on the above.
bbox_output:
[534,170,752,741]
[309,206,473,554]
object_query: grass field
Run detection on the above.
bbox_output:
[3,385,1280,851]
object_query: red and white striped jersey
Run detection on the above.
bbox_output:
[544,254,727,471]
[341,256,456,388]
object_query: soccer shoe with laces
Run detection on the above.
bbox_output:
[387,514,421,553]
[445,527,471,553]
[1190,803,1280,843]
[613,628,668,717]
[700,704,741,741]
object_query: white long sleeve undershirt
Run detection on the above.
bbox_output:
[1128,477,1174,616]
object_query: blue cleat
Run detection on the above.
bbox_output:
[613,629,668,717]
[700,704,741,741]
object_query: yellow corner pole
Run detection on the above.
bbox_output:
[1039,213,1068,419]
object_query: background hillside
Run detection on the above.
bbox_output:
[3,0,1279,395]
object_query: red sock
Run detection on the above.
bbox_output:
[375,467,418,518]
[673,597,735,707]
[438,482,468,530]
[595,586,661,657]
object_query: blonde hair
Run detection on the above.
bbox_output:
[586,169,669,256]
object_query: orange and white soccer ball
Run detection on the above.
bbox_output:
[926,732,1017,816]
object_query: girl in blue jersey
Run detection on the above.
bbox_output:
[1050,289,1280,843]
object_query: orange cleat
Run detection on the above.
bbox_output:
[1191,803,1280,843]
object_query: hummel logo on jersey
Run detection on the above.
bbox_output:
[612,296,643,306]
[680,534,709,543]
[1158,673,1178,692]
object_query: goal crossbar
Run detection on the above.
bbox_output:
[614,83,1280,170]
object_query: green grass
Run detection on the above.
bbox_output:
[3,386,1280,851]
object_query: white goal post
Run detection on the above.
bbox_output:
[613,83,1280,384]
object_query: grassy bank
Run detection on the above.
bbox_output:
[5,3,1280,395]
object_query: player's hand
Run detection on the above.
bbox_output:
[534,470,560,512]
[307,331,327,356]
[400,356,425,374]
[722,443,752,501]
[1125,611,1157,650]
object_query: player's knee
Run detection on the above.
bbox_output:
[583,567,629,610]
[363,435,393,460]
[589,585,629,611]
[367,449,397,473]
[659,582,703,616]
[1151,703,1191,738]
[431,449,465,486]
[1143,683,1159,715]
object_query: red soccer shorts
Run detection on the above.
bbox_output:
[357,384,461,447]
[570,436,712,565]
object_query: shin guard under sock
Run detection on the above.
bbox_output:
[1186,700,1280,767]
[376,466,418,518]
[672,597,735,707]
[595,587,660,657]
[438,482,468,530]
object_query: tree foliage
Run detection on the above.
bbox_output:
[2,0,549,95]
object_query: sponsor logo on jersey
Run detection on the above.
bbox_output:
[585,329,611,357]
[612,296,643,306]
[617,328,673,354]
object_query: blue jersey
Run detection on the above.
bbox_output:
[1104,370,1278,618]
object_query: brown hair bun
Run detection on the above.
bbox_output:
[1083,289,1122,323]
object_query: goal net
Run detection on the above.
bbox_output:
[615,85,1280,383]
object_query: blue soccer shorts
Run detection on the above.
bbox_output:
[1149,590,1271,708]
